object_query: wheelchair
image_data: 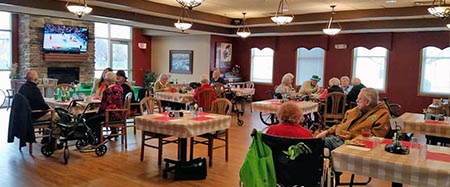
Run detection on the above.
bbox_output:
[41,103,108,164]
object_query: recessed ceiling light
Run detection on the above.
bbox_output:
[386,0,397,3]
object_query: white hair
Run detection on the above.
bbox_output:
[200,74,210,84]
[281,73,294,85]
[362,88,379,106]
[351,77,361,85]
[329,77,340,86]
[104,72,117,85]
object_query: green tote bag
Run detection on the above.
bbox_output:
[239,131,277,187]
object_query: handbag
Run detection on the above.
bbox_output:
[239,130,277,187]
[174,157,207,180]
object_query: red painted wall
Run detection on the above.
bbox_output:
[132,28,152,86]
[232,32,450,113]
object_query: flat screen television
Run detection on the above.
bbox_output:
[43,23,88,53]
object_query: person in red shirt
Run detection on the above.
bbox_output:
[266,102,313,138]
[193,74,217,109]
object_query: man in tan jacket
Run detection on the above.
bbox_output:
[316,87,391,150]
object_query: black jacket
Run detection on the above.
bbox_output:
[8,93,35,147]
[347,84,366,102]
[18,81,50,121]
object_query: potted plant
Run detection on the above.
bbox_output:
[9,63,20,79]
[144,71,158,89]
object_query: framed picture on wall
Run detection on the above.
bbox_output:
[215,42,232,69]
[169,50,193,74]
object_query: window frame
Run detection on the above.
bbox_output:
[0,11,12,71]
[418,46,450,96]
[295,47,326,87]
[94,22,132,79]
[352,47,389,92]
[250,47,274,84]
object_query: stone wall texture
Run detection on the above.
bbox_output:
[18,14,95,83]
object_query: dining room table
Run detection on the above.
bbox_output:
[251,99,319,125]
[135,111,231,177]
[153,91,194,108]
[44,97,101,114]
[331,136,450,186]
[399,112,450,139]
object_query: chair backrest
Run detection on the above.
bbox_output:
[213,83,225,98]
[124,92,133,117]
[323,92,346,121]
[140,97,162,115]
[383,97,402,117]
[211,98,232,115]
[244,81,254,88]
[259,132,324,187]
[54,84,76,95]
[197,88,216,112]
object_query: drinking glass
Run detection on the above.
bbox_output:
[164,107,172,113]
[410,137,423,160]
[361,129,371,138]
[198,107,203,113]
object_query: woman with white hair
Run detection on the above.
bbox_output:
[347,77,366,103]
[275,73,295,94]
[154,73,172,92]
[84,71,124,143]
[210,70,225,85]
[340,76,352,94]
[193,74,217,108]
[319,77,344,99]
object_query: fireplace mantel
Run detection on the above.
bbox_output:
[43,53,88,62]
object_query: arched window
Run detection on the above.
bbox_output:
[420,47,450,95]
[352,47,388,91]
[296,47,325,87]
[250,48,274,83]
[0,11,12,90]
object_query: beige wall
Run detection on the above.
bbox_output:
[151,35,211,83]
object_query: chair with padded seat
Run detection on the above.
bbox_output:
[139,97,178,166]
[190,98,232,167]
[100,92,131,149]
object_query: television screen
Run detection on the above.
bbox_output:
[43,23,88,53]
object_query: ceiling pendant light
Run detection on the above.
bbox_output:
[66,0,93,18]
[176,0,205,9]
[174,7,193,32]
[428,0,450,19]
[236,13,251,38]
[323,5,341,36]
[271,0,294,25]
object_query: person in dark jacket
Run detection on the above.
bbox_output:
[210,70,225,85]
[116,70,138,113]
[346,77,366,103]
[18,70,55,121]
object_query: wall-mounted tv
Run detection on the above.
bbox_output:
[43,23,88,53]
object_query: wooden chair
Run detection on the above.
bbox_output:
[244,81,254,112]
[100,92,131,149]
[190,98,232,167]
[54,84,76,96]
[139,97,178,166]
[196,88,216,112]
[323,92,346,127]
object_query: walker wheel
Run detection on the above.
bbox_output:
[95,145,107,157]
[63,148,69,164]
[237,119,244,126]
[75,140,87,150]
[41,144,54,157]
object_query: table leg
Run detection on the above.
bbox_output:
[178,137,187,162]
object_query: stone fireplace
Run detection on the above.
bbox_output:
[17,14,95,83]
[48,67,80,84]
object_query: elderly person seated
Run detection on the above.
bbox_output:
[346,77,366,103]
[299,75,321,95]
[340,76,352,94]
[154,73,172,92]
[92,67,112,98]
[84,72,124,143]
[116,70,139,112]
[316,88,391,150]
[266,102,313,138]
[193,75,217,109]
[275,73,295,97]
[210,70,225,85]
[319,77,344,100]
